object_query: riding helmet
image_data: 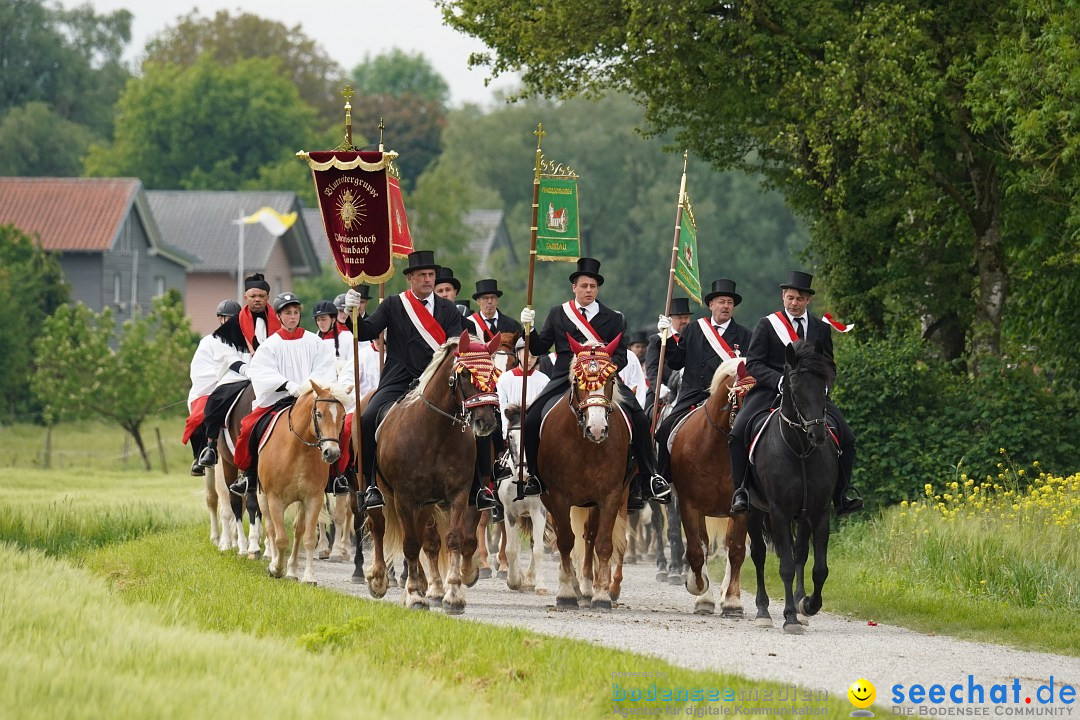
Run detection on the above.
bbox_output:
[272,292,302,313]
[312,300,337,319]
[215,299,242,318]
[333,293,347,311]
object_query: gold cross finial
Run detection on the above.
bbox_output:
[534,122,546,150]
[342,85,354,104]
[378,117,385,151]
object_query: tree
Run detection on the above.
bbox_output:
[143,10,346,126]
[351,49,451,106]
[0,102,95,177]
[0,224,69,422]
[439,0,1078,372]
[31,292,196,470]
[84,55,316,190]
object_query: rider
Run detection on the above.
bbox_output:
[314,299,355,494]
[654,280,753,479]
[184,299,243,475]
[433,266,461,301]
[728,271,863,516]
[335,285,369,332]
[644,296,693,413]
[344,251,496,514]
[228,292,337,495]
[518,257,673,506]
[235,273,280,352]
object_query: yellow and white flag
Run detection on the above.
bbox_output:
[241,207,297,237]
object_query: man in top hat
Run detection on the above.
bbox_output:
[654,280,753,478]
[456,299,472,316]
[335,285,370,332]
[434,266,462,301]
[518,257,673,505]
[184,299,244,475]
[627,331,649,364]
[644,297,693,414]
[236,273,280,352]
[469,279,523,341]
[344,250,496,513]
[728,271,863,516]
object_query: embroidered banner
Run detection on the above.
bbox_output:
[303,151,395,285]
[388,170,413,258]
[536,174,580,261]
[674,195,703,305]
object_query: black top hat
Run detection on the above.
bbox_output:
[568,257,604,286]
[472,278,503,300]
[456,300,471,316]
[353,284,371,300]
[244,272,270,292]
[779,270,815,296]
[434,265,461,292]
[704,278,743,305]
[404,250,438,275]
[668,297,692,316]
[627,330,649,346]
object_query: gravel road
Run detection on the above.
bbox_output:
[315,546,1080,709]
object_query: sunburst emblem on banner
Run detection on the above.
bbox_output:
[337,189,366,230]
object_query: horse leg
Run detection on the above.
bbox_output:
[229,483,248,556]
[475,510,491,577]
[213,463,236,551]
[287,503,304,580]
[422,514,445,607]
[365,507,389,598]
[590,504,619,611]
[547,500,581,608]
[315,506,331,560]
[246,490,262,559]
[681,503,714,614]
[401,508,426,610]
[505,505,524,591]
[578,508,597,605]
[351,503,367,584]
[609,509,625,604]
[265,494,288,578]
[330,493,351,562]
[496,522,508,579]
[769,509,802,634]
[667,499,685,585]
[459,505,481,588]
[721,514,749,618]
[300,494,322,585]
[800,511,830,618]
[255,490,274,570]
[442,492,468,615]
[749,510,772,627]
[529,503,548,594]
[793,518,812,625]
[626,512,639,563]
[651,501,668,581]
[205,467,220,547]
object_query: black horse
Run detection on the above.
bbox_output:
[747,341,838,634]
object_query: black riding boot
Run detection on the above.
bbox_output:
[197,432,219,468]
[729,434,751,515]
[363,475,385,510]
[627,407,671,504]
[229,462,258,496]
[627,476,645,512]
[471,475,498,511]
[833,446,863,515]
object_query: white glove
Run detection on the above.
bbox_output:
[520,307,536,326]
[659,385,672,401]
[657,315,673,338]
[344,288,363,311]
[286,381,301,397]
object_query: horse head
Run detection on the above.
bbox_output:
[781,342,834,448]
[302,380,346,464]
[567,331,623,443]
[451,330,502,437]
[493,331,520,372]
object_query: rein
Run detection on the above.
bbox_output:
[775,367,827,517]
[288,396,344,448]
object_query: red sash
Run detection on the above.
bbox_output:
[698,318,738,360]
[766,311,800,346]
[401,291,447,350]
[275,326,306,341]
[181,395,209,444]
[238,306,281,352]
[822,312,854,333]
[561,301,603,344]
[471,312,496,341]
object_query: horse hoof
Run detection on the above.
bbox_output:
[426,596,443,608]
[797,614,810,626]
[694,602,716,615]
[318,551,330,560]
[754,616,773,628]
[667,573,683,586]
[721,606,744,619]
[329,555,344,564]
[555,596,578,609]
[409,601,429,611]
[610,590,621,603]
[497,570,507,580]
[535,588,549,596]
[478,568,492,580]
[350,574,366,585]
[444,602,466,616]
[592,598,612,612]
[655,571,669,583]
[783,622,805,635]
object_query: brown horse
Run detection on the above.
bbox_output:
[256,381,347,583]
[365,331,502,613]
[668,356,751,615]
[537,334,633,610]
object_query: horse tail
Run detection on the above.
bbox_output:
[705,516,728,559]
[569,507,629,565]
[519,513,533,537]
[430,505,451,578]
[611,512,628,559]
[379,501,404,563]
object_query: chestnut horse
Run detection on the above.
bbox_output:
[537,334,633,610]
[365,331,501,613]
[668,356,750,615]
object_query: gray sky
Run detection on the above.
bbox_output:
[82,0,517,106]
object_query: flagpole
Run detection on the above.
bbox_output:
[516,122,545,494]
[650,150,689,437]
[236,209,245,301]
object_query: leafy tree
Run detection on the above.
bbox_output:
[0,225,69,422]
[143,9,346,125]
[0,0,132,139]
[351,49,451,106]
[439,0,1079,372]
[31,292,196,470]
[84,55,316,191]
[0,102,95,176]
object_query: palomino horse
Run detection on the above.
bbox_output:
[256,381,347,583]
[748,341,838,634]
[497,406,548,594]
[365,331,501,613]
[537,334,633,610]
[668,356,750,615]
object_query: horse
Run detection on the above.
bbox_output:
[747,341,838,634]
[365,331,502,613]
[204,383,265,557]
[667,356,751,615]
[536,334,633,610]
[255,380,347,583]
[497,405,548,594]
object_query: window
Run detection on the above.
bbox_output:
[155,277,165,297]
[113,273,122,306]
[119,221,131,253]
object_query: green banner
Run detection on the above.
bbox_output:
[536,175,580,261]
[674,204,702,305]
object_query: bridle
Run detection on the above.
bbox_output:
[568,351,618,432]
[777,366,828,458]
[421,351,500,432]
[289,395,345,448]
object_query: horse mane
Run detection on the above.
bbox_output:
[296,379,351,405]
[790,341,836,385]
[504,404,522,427]
[401,334,476,405]
[708,357,745,396]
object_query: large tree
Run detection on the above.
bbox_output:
[0,102,95,176]
[440,0,1079,371]
[84,55,316,190]
[143,9,346,126]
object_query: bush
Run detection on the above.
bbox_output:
[833,337,1080,505]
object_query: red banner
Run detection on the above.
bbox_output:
[388,173,413,258]
[304,151,395,285]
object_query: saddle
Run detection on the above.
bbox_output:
[253,397,296,455]
[747,407,841,466]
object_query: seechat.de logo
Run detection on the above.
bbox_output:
[849,679,877,717]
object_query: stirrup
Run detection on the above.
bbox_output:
[363,486,385,510]
[648,474,672,504]
[520,474,543,498]
[228,474,249,496]
[836,495,864,516]
[475,487,498,511]
[190,459,205,477]
[627,486,645,512]
[197,445,218,468]
[729,488,749,515]
[332,474,351,495]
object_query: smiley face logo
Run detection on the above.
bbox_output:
[848,679,876,716]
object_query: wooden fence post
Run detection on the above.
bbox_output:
[43,426,52,469]
[155,427,168,475]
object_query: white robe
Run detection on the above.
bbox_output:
[248,329,337,410]
[336,341,382,413]
[187,334,251,410]
[497,366,550,437]
[320,329,355,375]
[618,356,648,409]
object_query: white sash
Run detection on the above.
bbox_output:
[697,318,738,360]
[766,312,800,346]
[561,302,603,344]
[400,291,442,351]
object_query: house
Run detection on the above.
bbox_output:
[147,191,321,335]
[0,177,194,318]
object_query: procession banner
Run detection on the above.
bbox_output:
[536,172,580,261]
[303,150,395,285]
[388,168,413,258]
[674,195,702,305]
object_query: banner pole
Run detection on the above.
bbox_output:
[350,303,363,493]
[516,123,545,492]
[650,150,689,438]
[378,282,386,372]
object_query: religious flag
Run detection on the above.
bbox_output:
[674,194,702,305]
[536,170,580,261]
[301,150,396,285]
[388,169,413,258]
[240,207,297,237]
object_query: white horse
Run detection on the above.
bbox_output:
[498,407,548,594]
